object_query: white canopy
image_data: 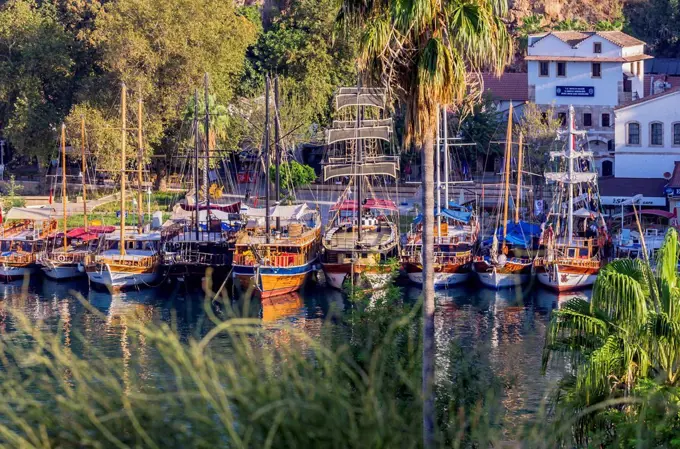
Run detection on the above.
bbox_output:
[573,208,600,218]
[5,207,55,221]
[244,204,311,220]
[198,209,231,221]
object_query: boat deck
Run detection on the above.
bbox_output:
[325,226,395,251]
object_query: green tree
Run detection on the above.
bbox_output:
[543,228,680,445]
[453,93,504,173]
[553,18,588,31]
[82,0,257,185]
[0,0,76,163]
[517,102,563,173]
[340,0,512,446]
[268,160,316,198]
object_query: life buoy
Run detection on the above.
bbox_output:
[57,254,66,263]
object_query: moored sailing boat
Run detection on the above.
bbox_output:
[534,106,603,291]
[402,105,478,287]
[86,83,162,291]
[0,208,55,282]
[320,86,401,290]
[40,122,105,280]
[474,104,537,289]
[232,76,321,298]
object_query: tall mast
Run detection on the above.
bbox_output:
[120,82,127,256]
[443,105,449,207]
[502,103,514,244]
[274,76,281,231]
[193,89,200,240]
[61,123,67,252]
[264,75,271,243]
[436,105,441,234]
[514,132,524,224]
[567,106,575,244]
[137,95,144,233]
[81,116,88,231]
[204,73,211,237]
[355,87,363,242]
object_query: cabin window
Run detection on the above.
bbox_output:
[602,113,610,127]
[579,248,589,258]
[650,122,663,146]
[594,42,602,54]
[557,62,566,77]
[673,123,680,145]
[591,62,601,78]
[567,248,576,258]
[583,113,592,127]
[539,61,549,77]
[627,122,640,145]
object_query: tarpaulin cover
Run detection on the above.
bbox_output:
[482,221,541,248]
[180,202,241,213]
[413,208,472,225]
[330,199,398,212]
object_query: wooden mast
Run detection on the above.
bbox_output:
[193,89,200,240]
[137,94,144,233]
[61,123,67,252]
[501,103,513,246]
[264,75,271,243]
[514,131,524,224]
[120,82,127,256]
[81,116,88,231]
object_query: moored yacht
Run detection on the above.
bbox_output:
[0,207,55,282]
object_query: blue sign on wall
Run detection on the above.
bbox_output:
[556,86,595,97]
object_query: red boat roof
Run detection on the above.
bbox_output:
[330,199,398,212]
[624,209,676,219]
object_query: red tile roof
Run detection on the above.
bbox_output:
[530,31,646,48]
[668,161,680,189]
[526,54,652,63]
[480,72,528,102]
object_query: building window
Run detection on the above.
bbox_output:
[583,113,592,127]
[602,113,610,127]
[637,61,641,76]
[602,160,613,177]
[592,62,601,78]
[650,122,663,146]
[539,61,549,77]
[594,42,602,54]
[557,112,566,126]
[673,123,680,145]
[627,122,640,145]
[607,139,614,151]
[557,62,566,77]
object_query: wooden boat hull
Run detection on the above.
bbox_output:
[0,265,37,282]
[403,261,471,288]
[535,263,599,291]
[86,262,159,290]
[473,260,532,289]
[232,261,315,298]
[322,263,394,290]
[41,263,84,280]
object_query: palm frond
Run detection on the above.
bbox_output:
[655,227,679,289]
[592,261,649,327]
[575,336,624,405]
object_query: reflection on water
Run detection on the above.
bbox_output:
[0,275,591,427]
[407,283,592,428]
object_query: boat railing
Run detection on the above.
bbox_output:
[97,254,158,268]
[0,253,36,265]
[163,251,229,266]
[534,257,600,268]
[42,251,88,264]
[233,252,307,268]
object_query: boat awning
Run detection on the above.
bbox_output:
[243,204,312,220]
[623,209,675,219]
[572,208,600,218]
[413,208,472,225]
[6,207,55,221]
[198,209,232,221]
[330,199,398,212]
[180,202,241,213]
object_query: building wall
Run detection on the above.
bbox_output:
[615,92,680,178]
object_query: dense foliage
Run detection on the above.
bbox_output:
[543,228,680,447]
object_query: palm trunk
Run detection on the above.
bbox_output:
[421,127,436,448]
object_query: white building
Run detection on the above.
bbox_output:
[527,31,652,175]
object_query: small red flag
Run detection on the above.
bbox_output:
[49,188,53,205]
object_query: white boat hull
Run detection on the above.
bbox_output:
[87,264,158,290]
[476,269,531,289]
[407,271,470,288]
[0,265,36,282]
[42,264,84,280]
[325,271,346,290]
[536,270,598,291]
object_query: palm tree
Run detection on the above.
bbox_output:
[543,228,680,444]
[339,1,512,445]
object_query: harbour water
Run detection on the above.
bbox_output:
[0,275,589,428]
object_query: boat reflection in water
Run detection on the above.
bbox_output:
[534,287,592,310]
[261,293,304,323]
